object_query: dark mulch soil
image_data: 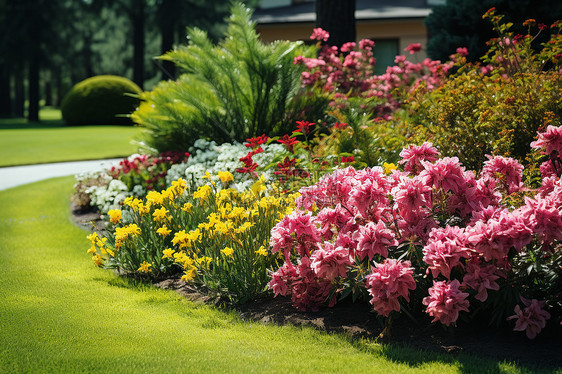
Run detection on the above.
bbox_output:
[73,206,562,371]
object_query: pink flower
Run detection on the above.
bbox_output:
[423,226,471,279]
[531,125,562,156]
[352,221,397,260]
[399,143,440,175]
[405,43,422,54]
[419,157,467,195]
[359,39,375,51]
[268,262,298,297]
[462,260,501,302]
[290,257,333,311]
[423,280,470,326]
[481,155,524,194]
[310,27,330,42]
[522,196,562,246]
[391,175,432,220]
[366,259,416,317]
[507,296,551,339]
[456,47,469,57]
[310,242,352,280]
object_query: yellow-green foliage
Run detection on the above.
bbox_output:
[408,70,562,170]
[61,75,142,126]
[88,173,297,304]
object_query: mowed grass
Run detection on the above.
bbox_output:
[0,178,543,373]
[0,108,142,167]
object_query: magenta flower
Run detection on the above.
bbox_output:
[507,296,551,339]
[531,125,562,156]
[352,221,397,260]
[310,27,330,42]
[481,155,524,194]
[462,260,501,302]
[310,242,352,281]
[423,226,472,279]
[423,280,470,326]
[366,259,416,317]
[399,143,440,174]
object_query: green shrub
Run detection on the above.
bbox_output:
[61,75,142,126]
[407,11,562,171]
[408,71,562,170]
[132,2,329,153]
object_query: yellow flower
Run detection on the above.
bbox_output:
[235,221,254,234]
[221,246,234,257]
[92,254,103,266]
[87,232,99,243]
[87,244,97,254]
[383,162,398,175]
[193,185,212,203]
[181,202,193,213]
[181,268,197,282]
[123,196,134,207]
[250,176,267,197]
[217,171,234,183]
[201,171,212,180]
[171,178,188,196]
[162,248,175,259]
[146,191,164,206]
[152,207,170,222]
[255,246,268,256]
[107,209,122,224]
[156,225,171,237]
[137,261,152,273]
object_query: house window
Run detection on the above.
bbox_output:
[372,39,399,74]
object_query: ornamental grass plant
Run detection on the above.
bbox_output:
[132,2,329,153]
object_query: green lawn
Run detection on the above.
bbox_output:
[0,177,544,373]
[0,108,143,167]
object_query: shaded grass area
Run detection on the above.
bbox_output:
[0,108,142,167]
[0,178,546,373]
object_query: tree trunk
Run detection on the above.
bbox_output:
[316,0,356,47]
[14,63,25,117]
[0,63,11,117]
[159,0,177,80]
[44,70,53,107]
[28,55,40,122]
[132,0,145,89]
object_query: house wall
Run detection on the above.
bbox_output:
[256,18,428,61]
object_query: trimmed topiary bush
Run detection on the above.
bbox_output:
[61,75,142,126]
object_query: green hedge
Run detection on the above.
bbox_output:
[61,75,142,126]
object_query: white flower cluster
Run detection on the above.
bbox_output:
[86,178,130,213]
[166,139,287,191]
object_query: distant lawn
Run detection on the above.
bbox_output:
[0,177,537,373]
[0,108,143,167]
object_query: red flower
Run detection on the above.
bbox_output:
[277,134,300,153]
[245,134,269,149]
[334,122,348,130]
[341,156,355,163]
[294,120,316,135]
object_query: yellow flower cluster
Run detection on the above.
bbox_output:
[114,224,141,249]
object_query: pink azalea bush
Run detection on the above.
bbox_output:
[267,126,562,338]
[294,29,454,120]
